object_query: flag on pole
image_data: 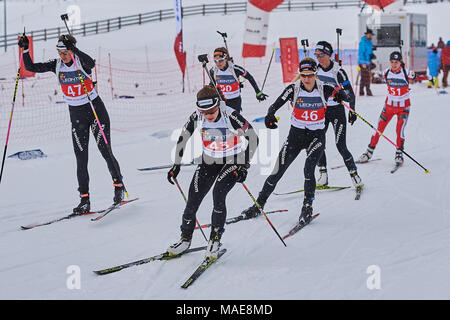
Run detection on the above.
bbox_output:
[173,0,186,76]
[242,0,283,58]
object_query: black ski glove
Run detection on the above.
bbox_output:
[256,91,268,102]
[333,91,344,104]
[233,164,250,183]
[348,111,357,125]
[265,113,278,129]
[167,164,180,184]
[18,35,29,51]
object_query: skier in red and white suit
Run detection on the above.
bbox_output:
[359,51,416,165]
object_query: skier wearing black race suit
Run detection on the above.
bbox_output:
[209,47,268,112]
[18,34,125,213]
[241,58,346,223]
[313,41,363,188]
[166,85,259,260]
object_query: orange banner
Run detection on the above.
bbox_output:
[18,36,35,78]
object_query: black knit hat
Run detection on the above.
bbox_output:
[315,41,333,56]
[298,58,318,74]
[389,51,402,61]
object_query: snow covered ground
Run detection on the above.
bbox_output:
[0,1,450,300]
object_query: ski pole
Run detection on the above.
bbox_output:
[341,101,430,174]
[0,39,24,184]
[234,171,286,247]
[240,181,286,247]
[336,28,342,66]
[172,177,208,242]
[60,14,129,197]
[301,39,309,58]
[216,30,232,62]
[198,54,226,101]
[261,47,275,92]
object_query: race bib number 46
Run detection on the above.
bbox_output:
[293,108,325,122]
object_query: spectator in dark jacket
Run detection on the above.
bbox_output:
[437,37,445,49]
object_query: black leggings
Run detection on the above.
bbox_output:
[259,126,325,202]
[317,105,356,171]
[181,163,238,237]
[225,96,242,112]
[69,96,122,194]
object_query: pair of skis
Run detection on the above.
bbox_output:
[20,198,139,230]
[94,244,227,289]
[333,157,403,174]
[274,184,363,200]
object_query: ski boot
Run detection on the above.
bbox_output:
[349,169,363,188]
[205,227,223,261]
[395,150,404,165]
[240,196,266,220]
[73,193,90,215]
[317,167,328,186]
[113,180,125,205]
[299,198,313,225]
[167,233,192,257]
[359,146,374,163]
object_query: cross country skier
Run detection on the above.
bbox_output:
[310,41,362,188]
[166,85,259,260]
[18,34,125,214]
[240,58,353,223]
[209,47,268,112]
[359,51,416,165]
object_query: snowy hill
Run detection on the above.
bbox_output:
[0,0,450,300]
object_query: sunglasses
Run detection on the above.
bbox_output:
[57,49,70,55]
[314,52,326,58]
[299,73,316,78]
[214,57,226,63]
[198,106,219,115]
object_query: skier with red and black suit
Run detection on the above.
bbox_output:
[166,85,259,260]
[18,34,125,214]
[209,47,268,112]
[240,57,348,224]
[312,41,362,188]
[359,51,416,165]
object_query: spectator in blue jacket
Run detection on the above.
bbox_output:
[428,48,441,88]
[358,29,375,96]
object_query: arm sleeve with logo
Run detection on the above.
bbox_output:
[22,52,56,73]
[267,84,295,116]
[174,112,198,165]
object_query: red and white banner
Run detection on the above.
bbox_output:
[242,0,283,58]
[279,37,299,83]
[173,0,186,76]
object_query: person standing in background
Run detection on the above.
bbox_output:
[437,37,445,49]
[358,29,375,96]
[441,41,450,88]
[428,48,441,89]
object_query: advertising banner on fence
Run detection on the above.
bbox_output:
[279,37,299,83]
[242,0,283,58]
